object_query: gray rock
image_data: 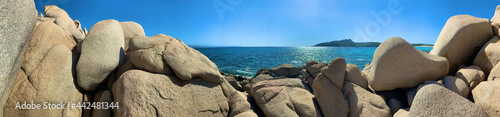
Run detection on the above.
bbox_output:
[409,84,487,117]
[443,76,470,98]
[313,73,348,117]
[270,64,300,77]
[112,70,229,116]
[366,37,449,91]
[0,0,37,115]
[343,81,391,117]
[345,64,368,90]
[77,19,126,91]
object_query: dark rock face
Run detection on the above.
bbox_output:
[0,0,37,115]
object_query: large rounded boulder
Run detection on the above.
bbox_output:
[120,21,145,52]
[366,37,449,91]
[128,34,223,83]
[112,70,229,116]
[77,19,126,91]
[430,15,493,73]
[472,36,500,75]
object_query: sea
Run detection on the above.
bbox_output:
[194,47,433,78]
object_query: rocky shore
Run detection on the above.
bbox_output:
[2,0,500,117]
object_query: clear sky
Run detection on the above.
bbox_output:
[35,0,500,47]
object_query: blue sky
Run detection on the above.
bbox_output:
[35,0,500,47]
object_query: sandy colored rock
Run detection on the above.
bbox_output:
[345,64,369,89]
[455,65,485,89]
[343,81,390,117]
[443,76,470,98]
[393,109,409,117]
[430,15,493,73]
[249,78,319,117]
[473,36,500,75]
[120,21,146,52]
[44,5,85,42]
[367,37,449,91]
[488,62,500,81]
[4,45,83,117]
[472,80,500,117]
[77,19,126,91]
[226,76,243,91]
[492,5,500,36]
[0,0,37,115]
[409,84,487,117]
[312,74,348,117]
[321,57,346,89]
[270,64,300,77]
[112,70,229,117]
[21,22,76,75]
[128,34,223,83]
[92,90,113,117]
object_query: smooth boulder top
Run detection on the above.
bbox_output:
[473,36,500,75]
[367,37,449,91]
[120,21,146,52]
[345,64,369,90]
[492,5,500,36]
[321,57,346,89]
[44,5,85,42]
[455,65,485,90]
[270,64,301,78]
[77,19,126,91]
[409,84,487,117]
[430,15,493,74]
[128,34,223,83]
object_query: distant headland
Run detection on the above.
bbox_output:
[313,39,433,47]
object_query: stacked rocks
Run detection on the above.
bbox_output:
[3,3,500,117]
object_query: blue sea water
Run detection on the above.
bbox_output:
[194,47,433,77]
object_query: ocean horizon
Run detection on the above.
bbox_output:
[195,46,433,77]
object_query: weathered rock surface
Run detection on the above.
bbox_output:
[393,109,409,117]
[409,84,487,117]
[4,45,83,117]
[120,21,145,52]
[343,81,391,117]
[492,5,500,36]
[44,5,85,42]
[455,66,485,89]
[92,90,113,117]
[442,76,470,98]
[488,62,500,81]
[473,36,500,75]
[366,37,449,91]
[345,64,368,90]
[226,75,243,91]
[128,34,223,83]
[321,58,346,89]
[112,70,229,116]
[472,80,500,117]
[21,22,76,75]
[430,15,493,73]
[0,0,37,115]
[313,72,348,117]
[249,78,319,117]
[270,64,300,78]
[77,19,125,91]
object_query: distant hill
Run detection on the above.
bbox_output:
[313,39,433,47]
[314,39,380,47]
